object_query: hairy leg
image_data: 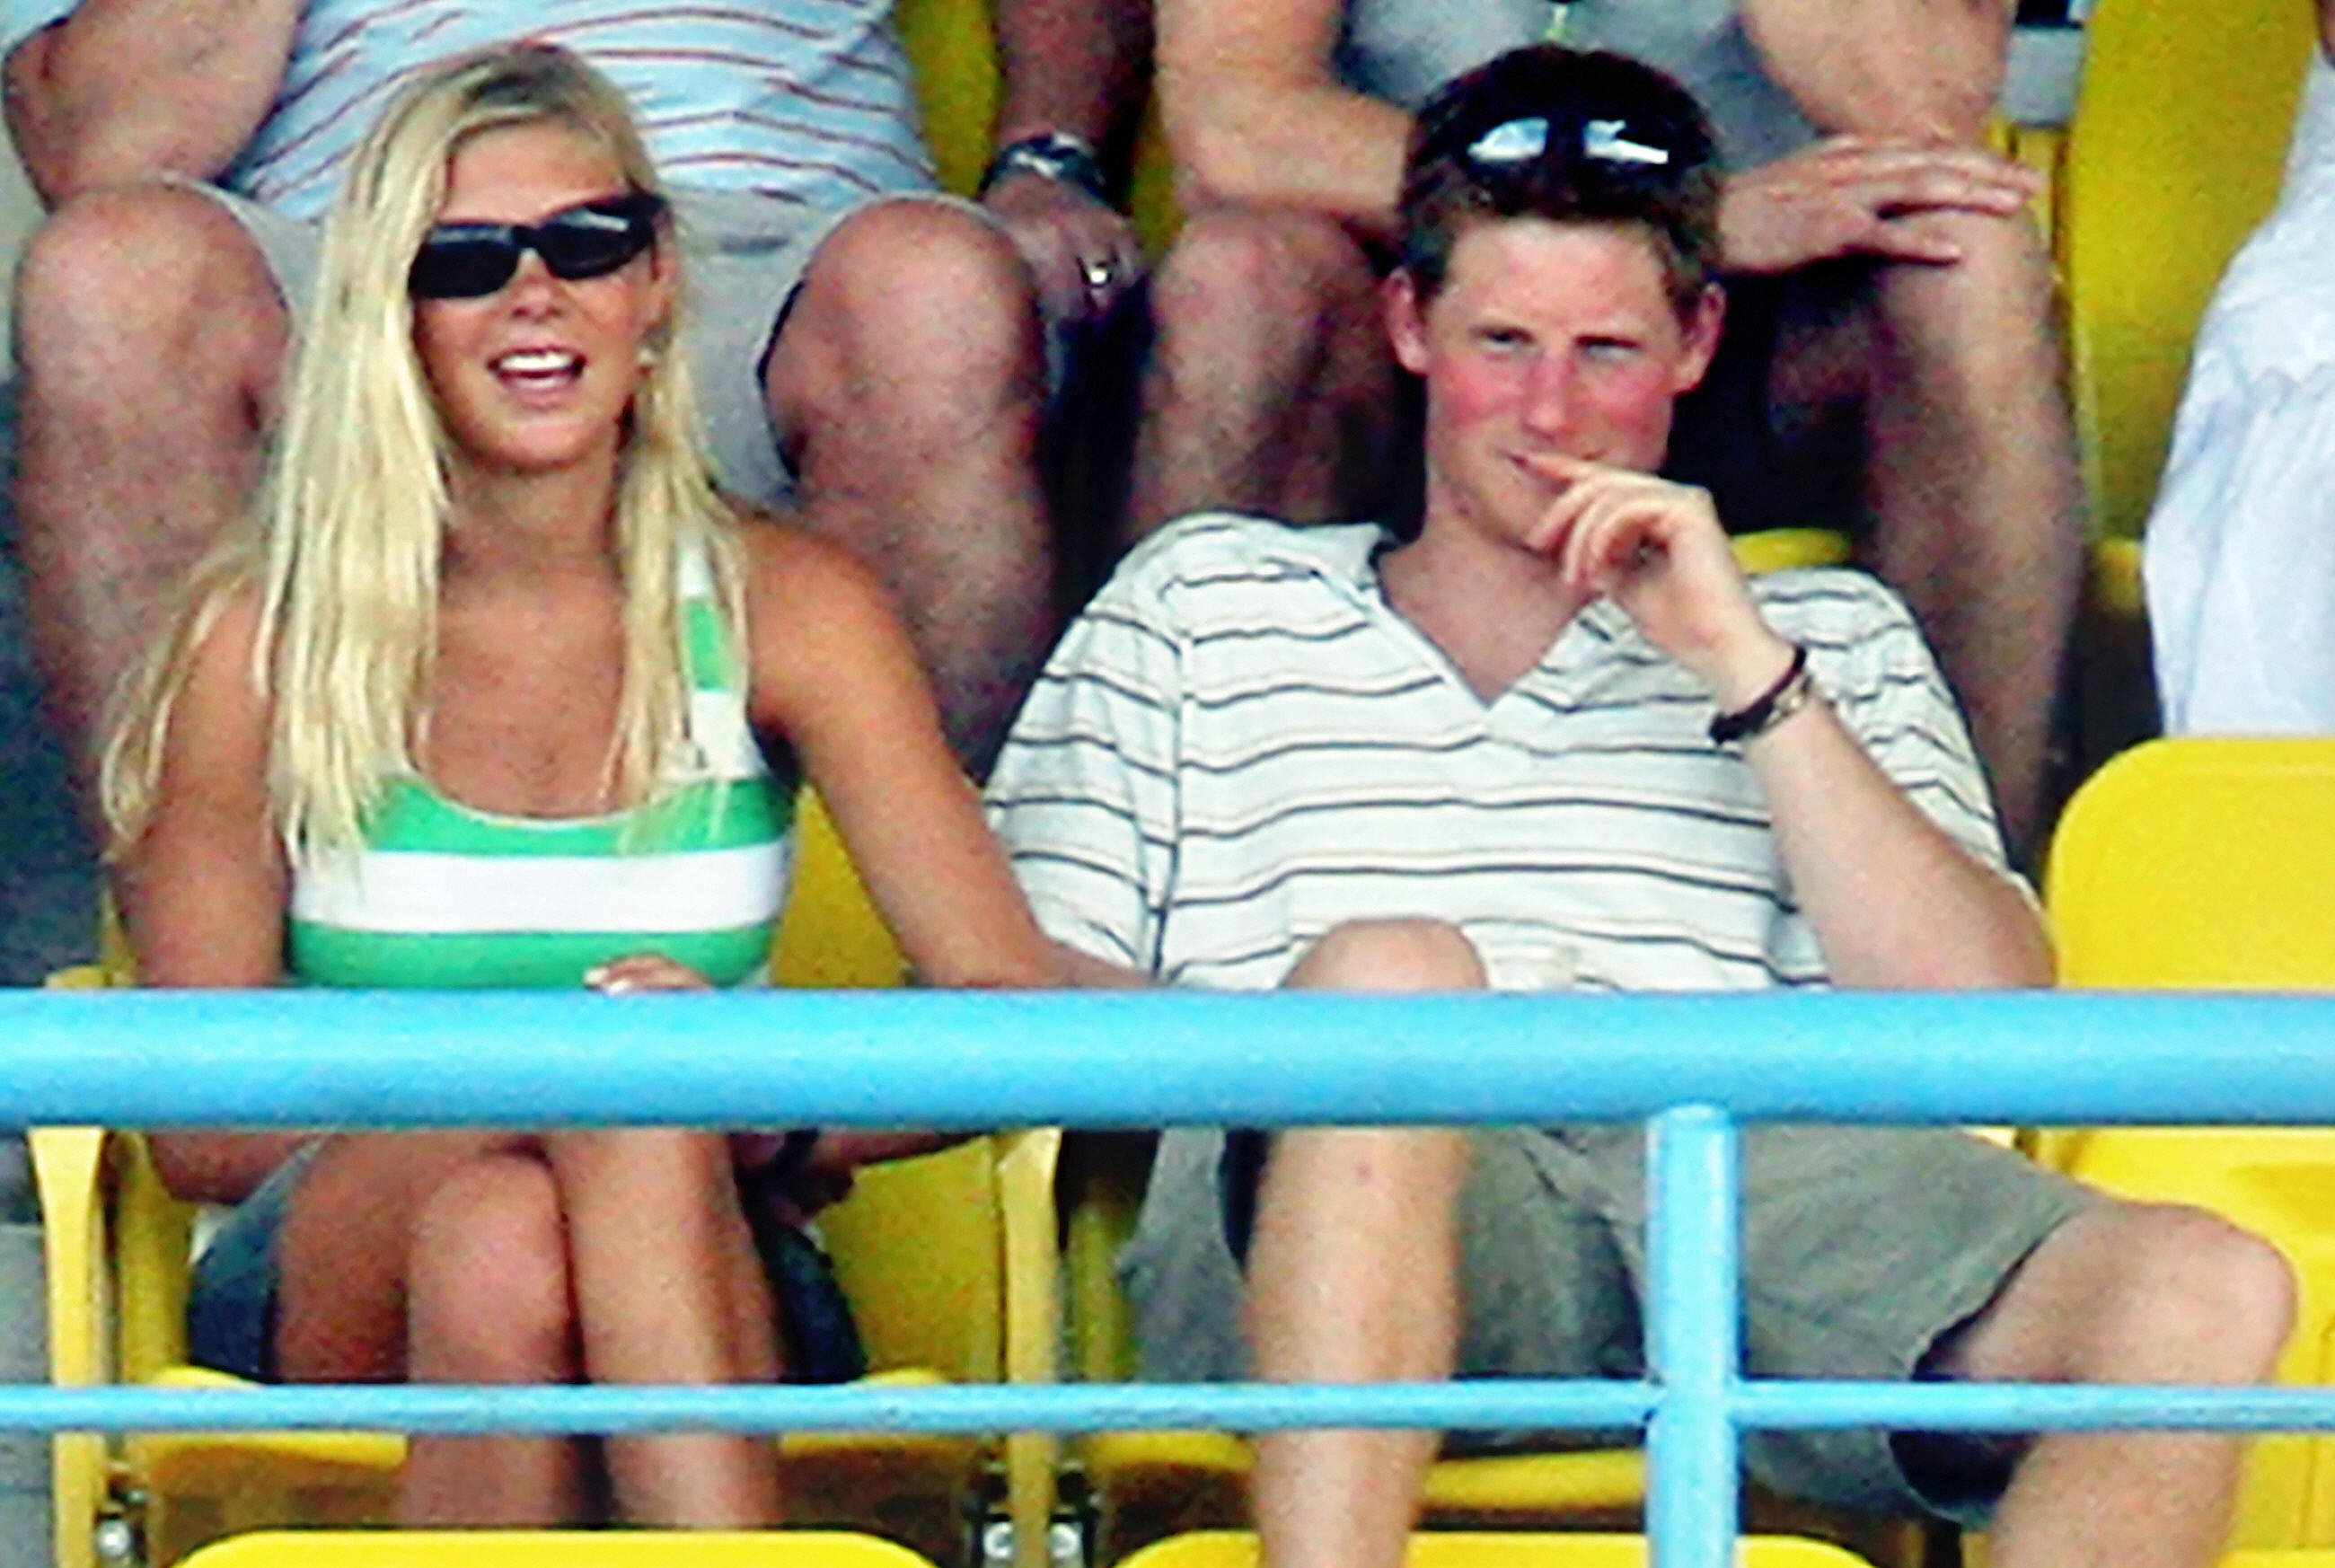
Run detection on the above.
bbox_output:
[1246,921,1487,1568]
[764,199,1054,776]
[1131,207,1396,539]
[398,1150,592,1525]
[542,1128,783,1526]
[13,183,287,806]
[1936,1202,2293,1568]
[1858,210,2084,858]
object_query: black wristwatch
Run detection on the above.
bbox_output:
[979,130,1110,204]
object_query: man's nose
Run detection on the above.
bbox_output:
[1518,357,1577,439]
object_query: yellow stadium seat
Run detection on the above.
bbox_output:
[2037,737,2335,1549]
[1115,1529,1878,1568]
[40,791,1056,1567]
[177,1528,943,1568]
[892,0,999,198]
[2061,0,2319,542]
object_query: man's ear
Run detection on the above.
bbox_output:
[1384,270,1433,377]
[1670,283,1726,395]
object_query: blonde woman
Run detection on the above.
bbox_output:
[103,45,1058,1528]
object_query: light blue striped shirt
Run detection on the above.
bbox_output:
[0,0,936,218]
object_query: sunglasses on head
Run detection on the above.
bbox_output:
[408,191,667,301]
[1452,110,1693,189]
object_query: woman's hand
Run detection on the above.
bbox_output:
[585,954,714,993]
[1522,454,1795,711]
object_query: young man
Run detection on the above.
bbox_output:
[988,46,2291,1568]
[1132,0,2081,859]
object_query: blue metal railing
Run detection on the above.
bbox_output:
[10,987,2335,1567]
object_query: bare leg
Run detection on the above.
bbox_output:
[398,1151,592,1525]
[543,1129,784,1526]
[274,1132,535,1383]
[1937,1202,2293,1568]
[1131,207,1397,539]
[765,199,1055,775]
[13,184,286,806]
[1246,921,1486,1568]
[1860,209,2084,859]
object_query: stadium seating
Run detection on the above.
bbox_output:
[31,792,1059,1568]
[2036,736,2335,1549]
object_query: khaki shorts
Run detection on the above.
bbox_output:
[1123,1123,2094,1525]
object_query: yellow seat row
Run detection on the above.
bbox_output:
[31,736,2335,1568]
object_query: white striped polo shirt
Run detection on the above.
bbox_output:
[985,513,2014,994]
[0,0,934,220]
[286,545,797,988]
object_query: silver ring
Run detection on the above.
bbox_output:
[1082,256,1115,290]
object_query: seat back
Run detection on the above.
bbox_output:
[2060,0,2318,540]
[2040,737,2335,1547]
[2045,736,2335,989]
[891,0,999,198]
[178,1529,945,1568]
[1114,1530,1876,1568]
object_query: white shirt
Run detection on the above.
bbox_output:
[986,514,2010,994]
[2145,51,2335,733]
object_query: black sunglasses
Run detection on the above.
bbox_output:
[409,192,668,301]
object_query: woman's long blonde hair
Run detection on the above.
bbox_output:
[103,43,742,862]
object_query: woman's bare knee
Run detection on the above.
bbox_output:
[406,1152,577,1384]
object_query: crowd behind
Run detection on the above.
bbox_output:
[0,0,2322,1566]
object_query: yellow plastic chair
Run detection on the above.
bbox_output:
[178,1528,942,1568]
[38,792,1057,1567]
[1115,1529,1877,1568]
[2061,0,2319,542]
[2036,737,2335,1549]
[893,0,998,198]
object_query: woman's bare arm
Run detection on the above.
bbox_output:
[112,587,308,1201]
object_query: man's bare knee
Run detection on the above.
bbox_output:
[1286,919,1486,991]
[1963,1202,2295,1387]
[16,183,285,396]
[1150,207,1378,387]
[770,198,1041,452]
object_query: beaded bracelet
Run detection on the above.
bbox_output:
[1708,644,1813,747]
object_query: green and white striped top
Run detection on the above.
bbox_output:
[286,547,796,989]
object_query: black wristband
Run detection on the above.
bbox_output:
[978,131,1110,204]
[1708,644,1811,746]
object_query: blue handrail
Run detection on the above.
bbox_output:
[10,987,2335,1568]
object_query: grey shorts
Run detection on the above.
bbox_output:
[194,182,1004,508]
[1122,1123,2095,1525]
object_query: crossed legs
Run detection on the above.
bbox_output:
[277,1129,784,1526]
[1241,920,2292,1568]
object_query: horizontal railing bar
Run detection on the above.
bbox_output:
[4,1379,2335,1436]
[6,990,2335,1126]
[1736,1381,2335,1431]
[0,1382,1658,1435]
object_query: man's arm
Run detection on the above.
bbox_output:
[982,0,1149,321]
[4,0,296,205]
[1531,456,2049,989]
[1157,0,1408,231]
[1741,0,2016,145]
